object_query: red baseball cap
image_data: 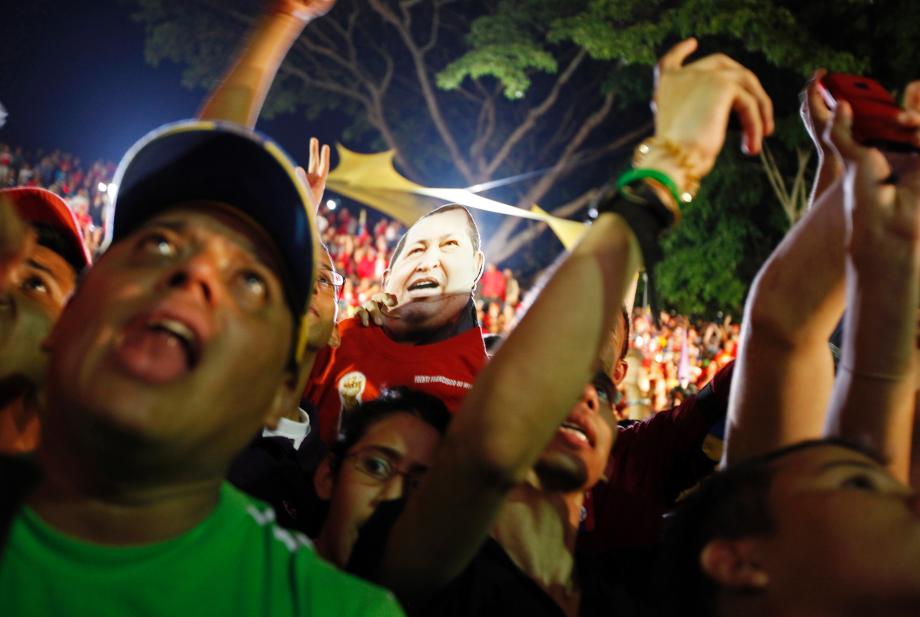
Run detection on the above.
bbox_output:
[1,187,92,269]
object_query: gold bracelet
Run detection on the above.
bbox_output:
[632,137,700,204]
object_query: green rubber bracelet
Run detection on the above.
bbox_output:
[616,168,682,208]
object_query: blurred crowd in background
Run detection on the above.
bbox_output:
[1,140,738,417]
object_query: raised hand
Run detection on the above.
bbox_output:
[275,0,338,20]
[652,38,774,180]
[296,137,331,210]
[830,99,920,268]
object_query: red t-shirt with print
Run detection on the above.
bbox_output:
[305,317,488,445]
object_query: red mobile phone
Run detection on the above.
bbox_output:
[817,73,918,153]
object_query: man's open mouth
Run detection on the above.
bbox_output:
[408,278,440,292]
[145,317,200,368]
[114,310,206,384]
[559,421,590,445]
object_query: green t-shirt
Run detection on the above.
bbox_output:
[0,483,404,616]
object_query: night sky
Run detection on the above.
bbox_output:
[0,1,324,168]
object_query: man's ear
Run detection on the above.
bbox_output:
[381,269,390,289]
[613,359,628,386]
[314,455,336,500]
[473,250,485,283]
[700,539,770,590]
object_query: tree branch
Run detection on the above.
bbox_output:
[483,49,587,178]
[368,0,476,183]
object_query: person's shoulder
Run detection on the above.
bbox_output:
[227,486,405,615]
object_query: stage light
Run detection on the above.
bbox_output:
[98,182,107,193]
[327,199,337,210]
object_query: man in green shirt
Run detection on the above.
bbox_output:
[0,120,404,617]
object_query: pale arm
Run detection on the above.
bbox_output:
[724,81,920,467]
[825,91,920,482]
[723,79,850,466]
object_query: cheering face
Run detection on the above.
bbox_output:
[315,412,440,567]
[383,209,484,328]
[534,372,618,494]
[0,243,76,402]
[44,203,297,475]
[750,445,920,609]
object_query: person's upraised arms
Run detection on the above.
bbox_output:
[724,78,920,467]
[198,0,335,127]
[197,1,333,209]
[380,39,774,602]
[723,78,850,466]
[825,84,920,482]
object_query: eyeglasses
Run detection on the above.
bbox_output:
[591,370,619,408]
[316,268,344,296]
[344,448,427,492]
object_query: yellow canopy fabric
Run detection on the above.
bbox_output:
[325,145,588,249]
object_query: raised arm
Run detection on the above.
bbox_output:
[381,39,774,601]
[724,78,920,466]
[197,0,335,127]
[723,79,851,465]
[825,86,920,482]
[197,0,333,208]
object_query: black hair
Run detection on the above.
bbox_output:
[657,437,882,617]
[33,223,86,273]
[388,205,481,273]
[329,387,451,474]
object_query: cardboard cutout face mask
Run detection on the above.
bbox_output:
[383,208,484,331]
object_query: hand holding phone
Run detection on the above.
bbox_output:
[817,73,919,153]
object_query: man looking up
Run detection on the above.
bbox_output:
[0,188,91,453]
[0,120,403,616]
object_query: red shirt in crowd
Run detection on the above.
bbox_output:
[305,317,489,445]
[479,269,506,301]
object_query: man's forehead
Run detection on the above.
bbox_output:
[771,443,884,489]
[143,202,283,271]
[29,244,77,284]
[406,209,469,243]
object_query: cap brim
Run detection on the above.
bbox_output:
[1,187,92,269]
[109,120,317,361]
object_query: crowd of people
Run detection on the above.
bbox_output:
[3,1,920,616]
[1,142,740,416]
[0,143,114,254]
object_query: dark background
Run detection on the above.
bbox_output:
[0,1,320,166]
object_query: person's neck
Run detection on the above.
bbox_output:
[492,483,584,615]
[28,424,222,545]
